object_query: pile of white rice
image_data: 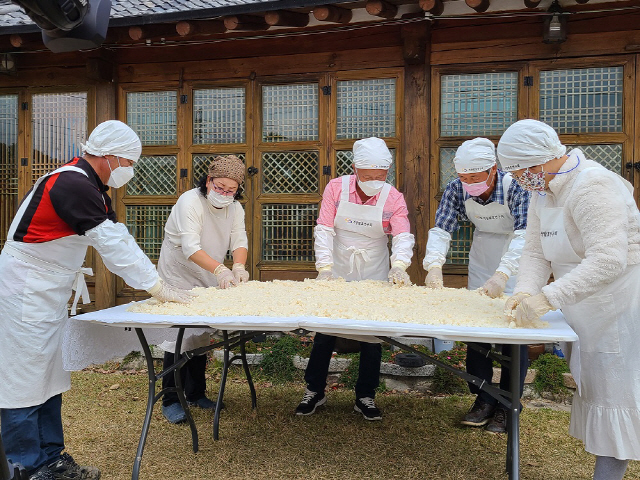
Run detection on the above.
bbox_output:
[128,279,546,329]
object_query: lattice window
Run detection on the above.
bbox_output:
[441,72,518,137]
[31,92,87,184]
[192,153,246,188]
[193,87,245,144]
[448,221,474,265]
[262,84,318,142]
[262,151,319,194]
[125,205,172,260]
[262,204,318,261]
[127,91,177,145]
[0,94,18,249]
[126,155,177,196]
[568,144,622,174]
[336,150,396,186]
[336,78,396,139]
[439,147,457,190]
[540,67,623,134]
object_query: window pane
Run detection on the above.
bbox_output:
[540,67,623,134]
[262,203,318,261]
[193,87,245,144]
[0,94,18,250]
[439,147,457,190]
[127,91,177,145]
[448,221,474,265]
[126,205,171,260]
[32,92,87,183]
[262,84,318,142]
[568,144,622,174]
[336,78,396,139]
[441,72,518,137]
[262,151,319,194]
[127,155,177,196]
[336,149,396,186]
[192,153,246,188]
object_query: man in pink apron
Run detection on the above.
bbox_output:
[423,138,530,433]
[295,137,415,420]
[499,119,640,480]
[0,121,191,480]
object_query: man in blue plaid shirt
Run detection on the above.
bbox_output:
[422,137,530,434]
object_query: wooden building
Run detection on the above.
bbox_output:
[0,0,638,310]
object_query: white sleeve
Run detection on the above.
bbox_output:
[85,219,159,291]
[422,227,451,271]
[314,224,335,269]
[230,202,249,252]
[496,229,525,278]
[170,195,204,259]
[390,232,414,267]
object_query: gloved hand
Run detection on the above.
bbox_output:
[214,264,239,289]
[482,271,509,299]
[147,278,194,303]
[425,266,443,289]
[316,265,335,281]
[503,292,531,318]
[232,263,250,284]
[388,261,411,286]
[515,293,553,325]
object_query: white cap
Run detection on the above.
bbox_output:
[497,119,566,172]
[453,138,496,174]
[352,137,392,170]
[81,120,142,162]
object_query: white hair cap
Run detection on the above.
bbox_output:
[81,120,142,162]
[497,119,567,172]
[453,138,496,174]
[352,137,392,170]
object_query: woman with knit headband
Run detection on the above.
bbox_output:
[156,155,249,424]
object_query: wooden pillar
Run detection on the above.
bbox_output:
[365,0,398,19]
[466,0,491,13]
[264,10,310,27]
[401,21,431,285]
[313,5,353,23]
[419,0,445,16]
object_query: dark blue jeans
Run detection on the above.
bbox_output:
[0,394,64,474]
[466,343,529,407]
[304,333,382,399]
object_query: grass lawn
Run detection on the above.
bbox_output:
[60,366,640,480]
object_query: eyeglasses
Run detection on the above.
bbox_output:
[210,181,237,196]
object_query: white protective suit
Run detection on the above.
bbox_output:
[514,149,640,460]
[0,165,159,408]
[156,188,248,352]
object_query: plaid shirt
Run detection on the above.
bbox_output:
[435,170,530,233]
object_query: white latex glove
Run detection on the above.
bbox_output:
[425,266,443,289]
[214,264,238,289]
[482,271,509,299]
[316,265,335,281]
[515,293,553,325]
[503,292,531,318]
[388,261,411,286]
[232,263,250,284]
[147,278,194,303]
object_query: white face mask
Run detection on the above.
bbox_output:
[105,157,134,188]
[207,190,234,208]
[357,178,386,196]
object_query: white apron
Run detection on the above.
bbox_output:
[465,174,516,293]
[332,176,391,281]
[539,168,640,459]
[0,165,94,408]
[157,197,237,353]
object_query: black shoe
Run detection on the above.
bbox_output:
[295,389,326,415]
[461,398,496,427]
[29,467,56,480]
[47,452,101,480]
[354,397,382,421]
[187,396,225,410]
[485,406,508,434]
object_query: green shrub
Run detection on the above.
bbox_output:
[257,335,302,383]
[430,344,469,395]
[530,353,569,394]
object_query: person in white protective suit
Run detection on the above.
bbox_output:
[422,138,530,434]
[499,119,640,480]
[295,137,415,421]
[157,155,249,424]
[0,120,192,480]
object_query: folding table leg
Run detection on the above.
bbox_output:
[213,331,231,440]
[507,345,521,480]
[174,328,199,453]
[240,336,257,409]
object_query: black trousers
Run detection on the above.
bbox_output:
[304,333,382,399]
[466,343,529,407]
[162,352,208,407]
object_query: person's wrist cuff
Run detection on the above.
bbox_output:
[232,263,246,271]
[427,264,442,272]
[495,271,509,281]
[317,265,333,272]
[147,278,163,295]
[213,264,228,275]
[391,261,408,271]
